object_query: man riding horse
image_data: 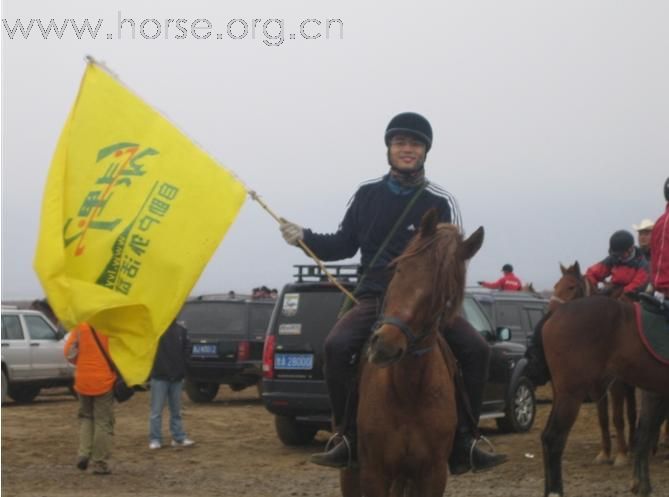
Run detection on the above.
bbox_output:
[279,112,507,474]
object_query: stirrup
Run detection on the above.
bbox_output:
[470,435,497,473]
[324,432,355,468]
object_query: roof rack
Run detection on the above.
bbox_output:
[293,264,360,283]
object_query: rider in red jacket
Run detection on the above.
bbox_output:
[585,230,650,294]
[650,177,669,297]
[478,264,522,291]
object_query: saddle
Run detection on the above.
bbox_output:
[634,296,669,366]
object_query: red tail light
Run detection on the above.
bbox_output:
[263,334,276,379]
[237,340,250,361]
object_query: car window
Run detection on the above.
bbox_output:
[527,308,545,330]
[495,303,523,330]
[249,305,273,334]
[2,315,24,340]
[24,315,57,340]
[462,298,492,334]
[180,302,247,335]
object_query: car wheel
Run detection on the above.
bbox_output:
[1,371,8,403]
[184,380,219,403]
[496,377,536,433]
[274,415,318,446]
[8,385,41,404]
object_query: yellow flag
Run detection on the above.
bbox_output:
[34,62,246,385]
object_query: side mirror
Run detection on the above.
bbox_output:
[496,327,511,341]
[54,329,65,340]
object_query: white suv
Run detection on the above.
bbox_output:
[1,308,74,403]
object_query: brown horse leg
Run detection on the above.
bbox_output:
[610,381,630,466]
[340,468,361,497]
[625,384,637,453]
[360,465,391,497]
[592,386,612,465]
[542,393,583,497]
[631,392,669,497]
[411,465,448,497]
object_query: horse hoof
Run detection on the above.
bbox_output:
[630,479,639,494]
[594,452,612,465]
[613,454,629,467]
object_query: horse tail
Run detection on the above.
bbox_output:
[524,310,553,386]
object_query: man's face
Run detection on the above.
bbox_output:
[388,134,427,172]
[638,230,652,248]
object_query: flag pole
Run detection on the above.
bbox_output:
[248,191,359,305]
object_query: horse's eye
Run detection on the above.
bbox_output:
[568,286,576,291]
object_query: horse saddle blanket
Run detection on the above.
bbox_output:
[635,302,669,365]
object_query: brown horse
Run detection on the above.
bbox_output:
[340,210,484,497]
[541,266,669,496]
[550,262,637,467]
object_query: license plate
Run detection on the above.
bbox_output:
[192,343,217,357]
[274,353,314,370]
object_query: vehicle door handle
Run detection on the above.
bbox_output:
[30,343,40,347]
[1,343,8,347]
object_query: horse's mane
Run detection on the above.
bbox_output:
[393,223,466,325]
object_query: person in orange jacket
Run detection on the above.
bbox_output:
[64,323,116,475]
[478,264,522,291]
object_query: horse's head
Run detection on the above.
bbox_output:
[368,208,484,366]
[549,261,587,312]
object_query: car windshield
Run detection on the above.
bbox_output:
[179,302,247,335]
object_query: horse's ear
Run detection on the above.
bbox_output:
[461,226,484,260]
[573,261,581,277]
[560,263,567,275]
[419,208,439,238]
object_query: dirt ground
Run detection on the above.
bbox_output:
[2,386,668,497]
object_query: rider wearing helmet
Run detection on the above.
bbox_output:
[279,112,506,474]
[478,263,522,291]
[585,230,650,294]
[650,177,669,299]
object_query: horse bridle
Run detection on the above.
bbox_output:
[372,306,447,357]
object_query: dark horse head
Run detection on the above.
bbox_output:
[368,208,484,366]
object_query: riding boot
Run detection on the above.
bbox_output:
[448,425,508,475]
[309,432,357,469]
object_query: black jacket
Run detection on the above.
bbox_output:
[303,174,462,296]
[150,321,189,382]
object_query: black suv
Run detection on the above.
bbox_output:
[467,288,549,348]
[178,294,275,402]
[261,265,541,446]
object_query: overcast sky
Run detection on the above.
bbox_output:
[2,1,667,300]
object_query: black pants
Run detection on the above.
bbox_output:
[323,297,491,431]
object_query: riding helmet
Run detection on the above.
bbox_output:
[384,112,433,152]
[664,176,669,202]
[502,264,513,273]
[608,230,635,255]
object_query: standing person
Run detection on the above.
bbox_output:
[64,323,116,475]
[478,264,522,291]
[633,218,655,262]
[279,112,506,474]
[149,320,195,449]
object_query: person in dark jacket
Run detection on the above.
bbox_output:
[633,218,654,262]
[279,112,506,474]
[148,320,195,449]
